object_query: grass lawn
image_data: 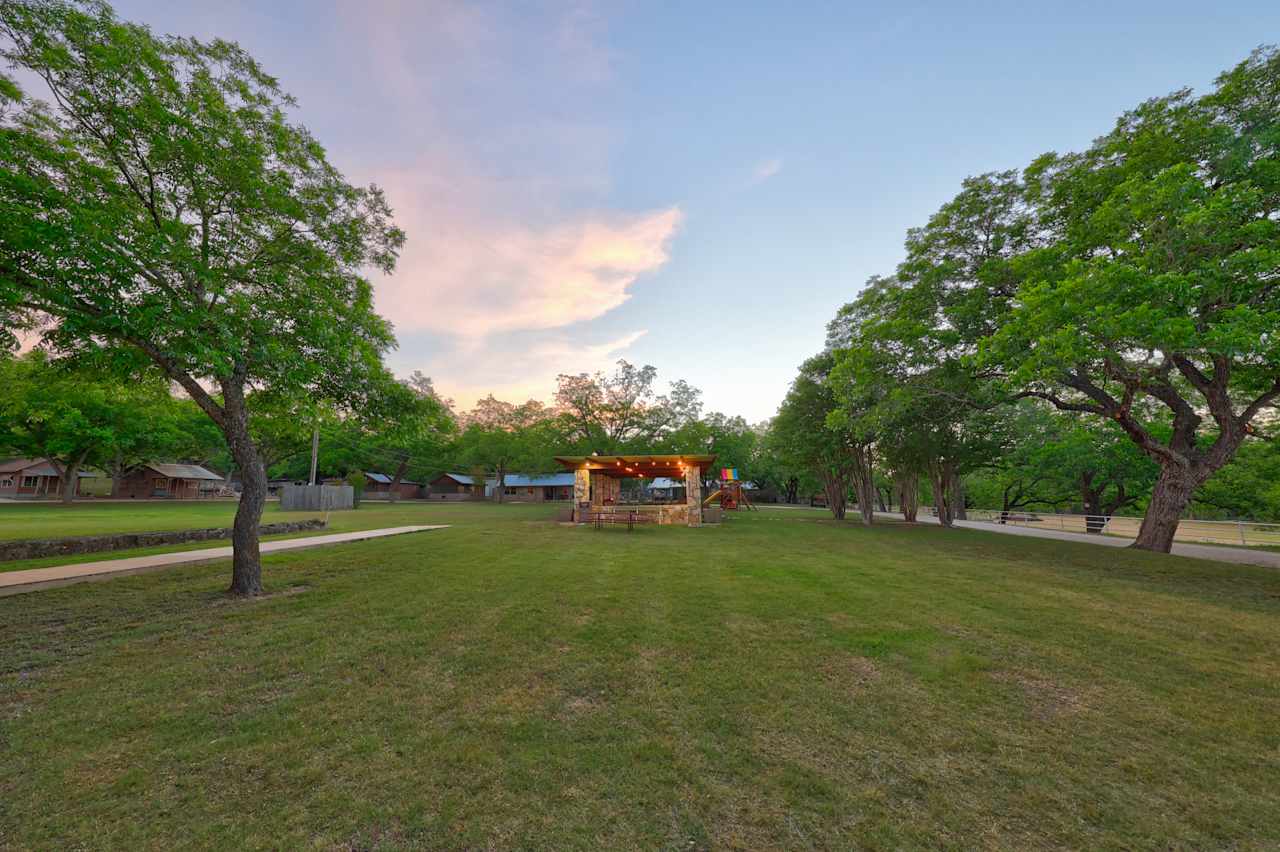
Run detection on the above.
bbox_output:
[0,500,471,573]
[2,504,1278,849]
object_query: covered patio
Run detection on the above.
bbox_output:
[554,454,717,527]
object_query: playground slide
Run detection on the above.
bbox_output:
[702,489,722,507]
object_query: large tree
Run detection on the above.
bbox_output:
[772,353,874,522]
[988,47,1280,552]
[827,275,1006,527]
[455,396,552,502]
[0,1,403,593]
[554,360,702,453]
[0,349,138,501]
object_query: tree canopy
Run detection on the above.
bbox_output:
[0,0,405,592]
[789,46,1280,550]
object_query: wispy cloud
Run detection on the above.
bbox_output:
[375,189,681,337]
[326,0,680,400]
[749,156,784,185]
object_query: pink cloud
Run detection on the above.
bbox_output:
[374,196,681,337]
[326,0,680,398]
[749,157,784,185]
[414,329,648,409]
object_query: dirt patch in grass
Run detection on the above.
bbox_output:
[821,654,881,693]
[557,692,607,721]
[217,584,312,604]
[825,612,855,628]
[990,669,1091,720]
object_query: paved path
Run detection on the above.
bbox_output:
[0,525,448,596]
[875,512,1280,568]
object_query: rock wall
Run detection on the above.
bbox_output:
[0,519,327,562]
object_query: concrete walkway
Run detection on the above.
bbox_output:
[876,512,1280,568]
[0,525,448,596]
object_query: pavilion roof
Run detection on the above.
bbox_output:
[553,454,716,478]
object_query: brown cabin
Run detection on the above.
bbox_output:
[114,463,225,499]
[0,458,85,499]
[428,473,476,500]
[324,471,424,500]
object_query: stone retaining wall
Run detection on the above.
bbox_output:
[0,519,327,562]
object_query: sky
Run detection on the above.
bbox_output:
[108,0,1280,422]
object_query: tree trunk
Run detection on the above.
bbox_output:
[110,449,125,498]
[493,465,506,504]
[222,380,266,596]
[785,477,799,504]
[1081,493,1105,534]
[948,469,966,521]
[1079,472,1106,534]
[821,471,847,520]
[847,445,876,526]
[384,455,409,501]
[897,472,918,523]
[388,455,410,503]
[1131,465,1197,553]
[928,461,953,527]
[61,448,89,503]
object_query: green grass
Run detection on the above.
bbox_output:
[0,499,475,572]
[2,504,1278,849]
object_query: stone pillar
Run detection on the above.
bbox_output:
[685,465,703,527]
[573,468,590,521]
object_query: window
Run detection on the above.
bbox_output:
[22,476,38,488]
[505,486,517,496]
[0,477,12,488]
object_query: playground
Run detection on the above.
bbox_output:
[553,455,762,527]
[702,467,759,512]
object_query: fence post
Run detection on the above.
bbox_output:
[1239,521,1246,546]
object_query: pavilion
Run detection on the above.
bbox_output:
[553,454,717,526]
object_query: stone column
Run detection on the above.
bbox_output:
[685,464,703,527]
[573,468,590,521]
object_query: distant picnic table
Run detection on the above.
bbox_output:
[585,509,655,531]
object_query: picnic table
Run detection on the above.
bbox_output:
[585,508,656,531]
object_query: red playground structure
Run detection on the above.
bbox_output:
[702,468,758,511]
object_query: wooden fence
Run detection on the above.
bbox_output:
[959,509,1280,548]
[280,484,354,512]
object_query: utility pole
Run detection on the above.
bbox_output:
[309,426,320,485]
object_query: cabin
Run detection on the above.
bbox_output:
[0,458,93,499]
[113,463,225,499]
[427,473,476,500]
[267,477,305,496]
[485,473,575,501]
[644,477,686,502]
[361,472,423,500]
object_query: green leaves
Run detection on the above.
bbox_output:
[817,47,1280,538]
[0,0,400,409]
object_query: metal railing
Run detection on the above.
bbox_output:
[949,508,1280,548]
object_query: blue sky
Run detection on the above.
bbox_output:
[112,0,1280,421]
